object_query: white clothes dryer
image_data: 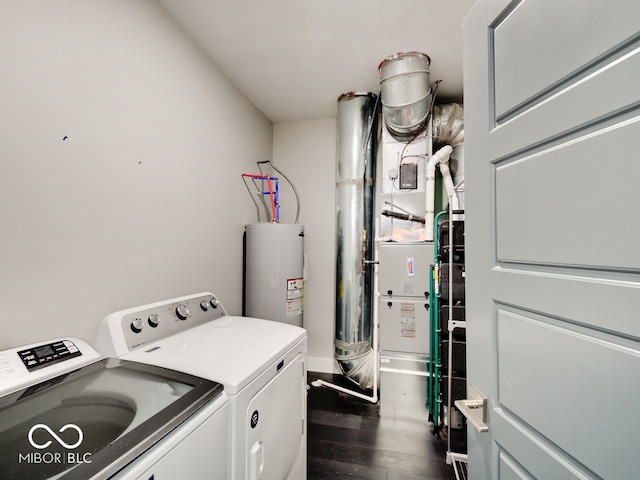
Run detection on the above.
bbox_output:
[96,292,307,480]
[0,337,229,480]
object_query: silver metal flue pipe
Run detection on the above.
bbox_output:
[334,92,377,390]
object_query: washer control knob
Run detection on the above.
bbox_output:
[131,317,144,333]
[210,298,219,309]
[148,313,160,328]
[200,301,209,311]
[176,304,189,320]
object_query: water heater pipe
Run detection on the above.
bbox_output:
[258,160,301,224]
[425,145,453,241]
[242,173,279,222]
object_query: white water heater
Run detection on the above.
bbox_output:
[244,223,304,327]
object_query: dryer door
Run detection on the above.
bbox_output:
[245,353,304,480]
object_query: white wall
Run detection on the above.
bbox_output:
[273,119,337,373]
[0,0,272,349]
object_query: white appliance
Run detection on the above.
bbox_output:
[95,292,307,480]
[244,223,305,328]
[0,337,229,480]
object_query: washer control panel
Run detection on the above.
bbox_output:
[0,337,101,397]
[96,292,228,356]
[17,340,82,371]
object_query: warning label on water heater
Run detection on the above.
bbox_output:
[286,278,304,317]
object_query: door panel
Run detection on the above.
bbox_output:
[496,307,639,476]
[492,0,640,121]
[464,0,640,478]
[490,46,640,160]
[493,269,640,342]
[495,117,640,269]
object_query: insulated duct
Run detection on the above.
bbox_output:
[433,103,464,150]
[335,92,377,390]
[433,103,465,206]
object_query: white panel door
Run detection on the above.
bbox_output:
[463,0,640,478]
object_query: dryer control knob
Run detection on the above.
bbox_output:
[148,313,160,328]
[131,317,144,333]
[176,304,189,320]
[200,301,209,311]
[210,298,219,309]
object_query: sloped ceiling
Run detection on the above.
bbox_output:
[158,0,476,123]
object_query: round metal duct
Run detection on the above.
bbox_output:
[334,92,377,390]
[379,52,431,139]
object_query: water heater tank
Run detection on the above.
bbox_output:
[243,223,304,327]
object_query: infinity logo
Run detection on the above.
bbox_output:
[28,424,83,450]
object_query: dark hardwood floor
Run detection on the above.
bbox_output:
[307,372,460,480]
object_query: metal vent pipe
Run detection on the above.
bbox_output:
[378,52,431,139]
[334,92,377,390]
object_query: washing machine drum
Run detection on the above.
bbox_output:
[1,395,134,479]
[0,358,223,480]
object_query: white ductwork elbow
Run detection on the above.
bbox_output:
[425,145,454,242]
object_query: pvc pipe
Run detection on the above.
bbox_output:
[439,162,460,212]
[425,145,453,241]
[312,379,378,403]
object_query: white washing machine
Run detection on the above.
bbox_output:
[0,337,229,480]
[95,292,308,480]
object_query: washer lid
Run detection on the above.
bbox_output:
[0,358,224,480]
